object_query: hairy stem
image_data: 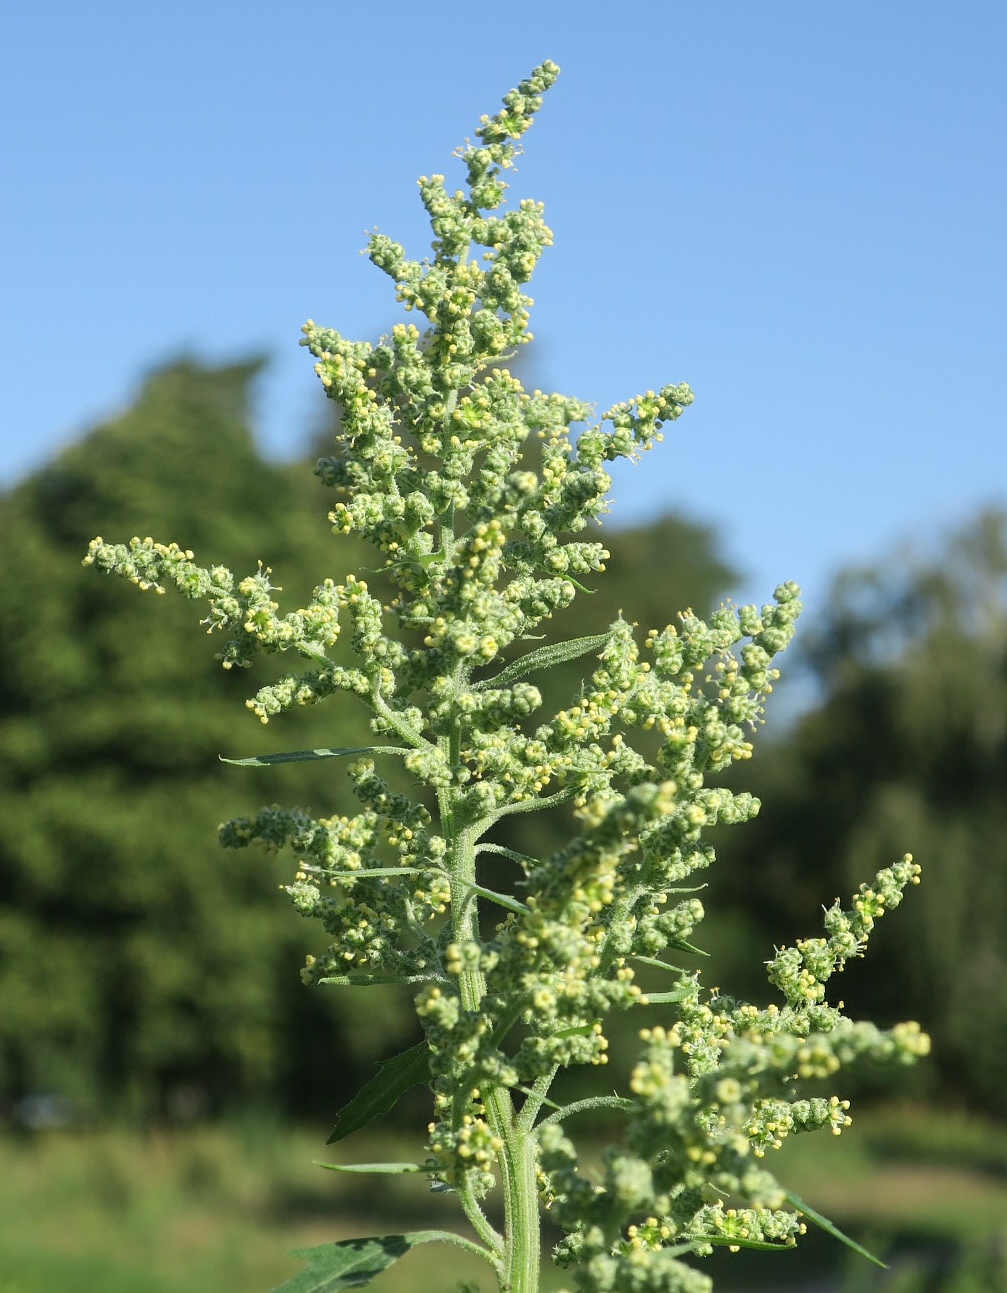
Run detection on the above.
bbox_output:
[443,803,541,1293]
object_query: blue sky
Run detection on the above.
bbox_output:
[4,2,1005,640]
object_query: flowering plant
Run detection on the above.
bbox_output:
[85,62,928,1293]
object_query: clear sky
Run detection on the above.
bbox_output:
[4,2,1005,630]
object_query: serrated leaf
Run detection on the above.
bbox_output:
[219,745,409,768]
[269,1232,448,1292]
[315,1160,426,1174]
[477,631,612,690]
[327,1042,431,1145]
[783,1189,887,1269]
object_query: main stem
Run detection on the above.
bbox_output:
[443,803,541,1293]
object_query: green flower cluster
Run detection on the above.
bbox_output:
[84,62,926,1293]
[538,857,927,1293]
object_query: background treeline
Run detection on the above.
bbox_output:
[1,358,1004,1124]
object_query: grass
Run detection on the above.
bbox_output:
[1,1106,1006,1292]
[0,1119,557,1293]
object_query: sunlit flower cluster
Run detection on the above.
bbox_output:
[85,61,927,1293]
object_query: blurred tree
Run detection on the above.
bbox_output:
[0,357,736,1121]
[0,359,408,1120]
[709,511,1007,1111]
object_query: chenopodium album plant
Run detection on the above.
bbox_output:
[86,62,929,1293]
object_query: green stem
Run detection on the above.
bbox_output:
[442,808,540,1293]
[457,1182,505,1258]
[515,1066,559,1135]
[534,1094,633,1130]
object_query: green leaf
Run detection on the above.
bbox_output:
[271,1230,497,1290]
[328,867,428,879]
[219,745,409,767]
[465,883,529,916]
[327,1042,431,1145]
[664,935,708,957]
[269,1232,457,1292]
[477,631,613,690]
[315,1161,426,1174]
[705,1237,795,1253]
[636,989,691,1004]
[632,955,688,975]
[475,843,539,870]
[661,1236,793,1260]
[783,1189,888,1269]
[317,973,445,988]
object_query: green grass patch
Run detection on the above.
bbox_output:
[2,1107,1007,1292]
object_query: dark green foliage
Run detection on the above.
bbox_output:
[0,360,398,1117]
[710,511,1007,1111]
[0,358,734,1119]
[326,1043,431,1145]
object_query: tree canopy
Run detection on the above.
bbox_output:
[710,511,1007,1111]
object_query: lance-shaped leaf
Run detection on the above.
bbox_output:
[632,955,689,975]
[315,1160,428,1174]
[665,934,709,957]
[783,1189,887,1269]
[220,745,410,768]
[269,1231,483,1293]
[326,868,428,880]
[475,630,613,690]
[317,972,447,989]
[704,1237,796,1253]
[476,843,539,870]
[327,1042,431,1145]
[636,988,692,1004]
[465,883,529,916]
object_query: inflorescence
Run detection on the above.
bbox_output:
[85,61,927,1293]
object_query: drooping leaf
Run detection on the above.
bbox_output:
[314,1160,427,1174]
[269,1232,460,1292]
[327,1042,431,1144]
[476,631,613,690]
[783,1189,887,1269]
